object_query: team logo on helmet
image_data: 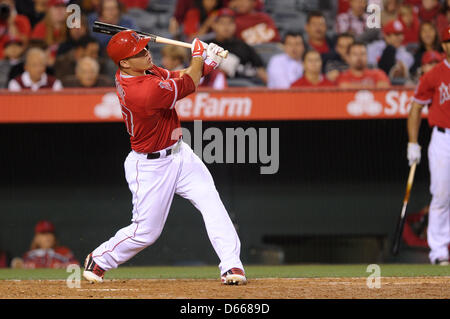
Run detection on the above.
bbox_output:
[131,32,140,41]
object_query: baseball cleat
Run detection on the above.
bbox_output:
[434,259,449,266]
[83,253,105,283]
[221,268,247,285]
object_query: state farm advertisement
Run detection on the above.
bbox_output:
[0,88,424,123]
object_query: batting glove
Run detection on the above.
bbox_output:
[407,142,421,166]
[191,38,208,60]
[203,43,224,76]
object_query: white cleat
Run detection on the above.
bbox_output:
[83,253,105,283]
[221,268,247,285]
[83,270,104,283]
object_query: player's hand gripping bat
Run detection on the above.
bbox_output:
[92,21,229,58]
[391,162,417,255]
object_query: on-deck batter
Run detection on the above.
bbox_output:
[83,30,247,285]
[407,26,450,266]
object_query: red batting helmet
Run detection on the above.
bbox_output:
[106,30,152,64]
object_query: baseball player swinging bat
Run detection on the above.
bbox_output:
[391,162,417,255]
[92,21,229,58]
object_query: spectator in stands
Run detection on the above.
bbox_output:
[0,0,31,59]
[161,45,188,71]
[410,21,442,77]
[377,20,414,84]
[418,0,441,23]
[170,0,196,37]
[6,38,53,83]
[18,0,48,28]
[323,33,354,82]
[183,0,224,41]
[62,56,114,87]
[381,0,402,26]
[398,4,420,47]
[304,11,333,56]
[367,19,414,68]
[57,14,90,56]
[211,8,267,84]
[291,50,335,87]
[31,0,68,63]
[337,41,390,88]
[419,49,444,76]
[231,0,280,45]
[54,36,106,80]
[11,220,79,269]
[0,36,24,88]
[437,0,450,38]
[170,0,264,37]
[87,0,137,52]
[8,47,63,91]
[336,0,369,37]
[267,31,304,89]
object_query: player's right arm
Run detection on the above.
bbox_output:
[407,101,424,144]
[407,70,434,166]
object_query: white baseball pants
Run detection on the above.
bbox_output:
[91,141,244,274]
[427,126,450,263]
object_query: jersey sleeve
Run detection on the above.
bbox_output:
[413,71,434,105]
[143,73,195,115]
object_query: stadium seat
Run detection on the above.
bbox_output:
[227,77,261,87]
[147,0,176,13]
[126,8,158,33]
[272,11,307,34]
[252,42,284,66]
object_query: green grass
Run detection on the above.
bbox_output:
[0,264,448,280]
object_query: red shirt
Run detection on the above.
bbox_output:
[291,75,335,87]
[308,40,330,54]
[31,21,63,42]
[235,12,280,45]
[413,59,450,129]
[337,68,390,87]
[183,8,218,38]
[0,14,31,59]
[115,65,196,153]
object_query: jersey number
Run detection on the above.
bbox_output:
[121,104,134,136]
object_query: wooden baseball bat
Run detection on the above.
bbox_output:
[391,162,417,256]
[92,21,229,58]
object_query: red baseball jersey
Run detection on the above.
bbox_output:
[115,65,195,153]
[413,59,450,129]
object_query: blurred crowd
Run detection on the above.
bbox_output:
[1,220,78,269]
[0,0,448,91]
